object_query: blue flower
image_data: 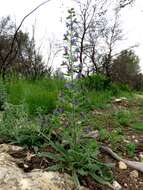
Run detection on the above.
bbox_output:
[71,38,77,45]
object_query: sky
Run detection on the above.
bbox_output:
[0,0,143,71]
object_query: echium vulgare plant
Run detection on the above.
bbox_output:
[39,8,113,189]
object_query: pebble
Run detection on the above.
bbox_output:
[132,135,135,139]
[134,156,139,161]
[134,139,139,143]
[139,152,143,162]
[130,170,139,179]
[124,139,130,143]
[24,164,29,168]
[124,183,128,188]
[118,161,127,170]
[112,181,122,190]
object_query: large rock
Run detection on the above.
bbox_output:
[0,144,76,190]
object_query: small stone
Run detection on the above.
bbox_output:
[112,181,122,190]
[24,164,29,168]
[134,139,139,143]
[134,156,139,161]
[124,139,130,143]
[139,152,143,162]
[114,97,127,103]
[80,187,90,190]
[124,183,128,188]
[132,135,135,139]
[130,170,139,178]
[118,161,127,170]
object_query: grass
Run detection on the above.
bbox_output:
[85,90,113,109]
[126,143,136,157]
[132,122,143,132]
[114,110,132,126]
[5,78,64,115]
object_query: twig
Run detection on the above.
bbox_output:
[101,145,143,173]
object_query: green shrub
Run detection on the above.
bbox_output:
[110,83,121,95]
[79,74,110,91]
[110,83,131,96]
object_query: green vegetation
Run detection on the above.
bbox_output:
[115,110,132,126]
[5,78,64,115]
[126,143,136,157]
[0,103,43,146]
[0,75,142,189]
[0,3,142,189]
[132,122,143,132]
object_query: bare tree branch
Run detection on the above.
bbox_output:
[1,0,52,78]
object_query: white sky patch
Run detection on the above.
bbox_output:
[0,0,143,71]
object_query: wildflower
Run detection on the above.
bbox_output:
[77,72,82,79]
[63,46,68,55]
[71,38,77,46]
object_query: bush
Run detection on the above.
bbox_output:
[79,74,110,91]
[110,83,131,96]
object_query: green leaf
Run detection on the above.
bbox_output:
[77,169,88,176]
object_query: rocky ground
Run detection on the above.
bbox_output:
[0,142,143,190]
[0,144,84,190]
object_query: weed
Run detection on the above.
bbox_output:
[108,128,123,149]
[114,110,132,126]
[132,122,143,132]
[0,103,44,146]
[126,143,136,157]
[99,128,109,141]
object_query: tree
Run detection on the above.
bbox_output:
[0,0,51,79]
[118,0,135,8]
[111,50,140,88]
[73,0,108,77]
[70,0,136,77]
[101,8,122,77]
[0,16,48,79]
